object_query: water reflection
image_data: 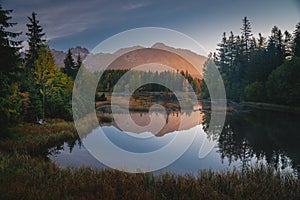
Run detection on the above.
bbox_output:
[49,110,300,175]
[211,111,300,174]
[112,110,204,136]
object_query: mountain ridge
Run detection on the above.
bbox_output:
[51,43,207,77]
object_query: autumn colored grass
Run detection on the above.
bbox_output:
[0,121,78,156]
[0,154,299,200]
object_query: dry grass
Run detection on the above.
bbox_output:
[0,122,78,156]
[0,154,299,200]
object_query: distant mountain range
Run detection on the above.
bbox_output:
[51,46,89,67]
[51,43,207,78]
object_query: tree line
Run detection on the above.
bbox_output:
[0,5,81,135]
[95,69,201,93]
[202,17,300,106]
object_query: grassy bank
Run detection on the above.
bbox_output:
[0,121,78,156]
[241,102,300,114]
[0,154,299,200]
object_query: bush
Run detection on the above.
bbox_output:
[266,57,300,105]
[244,81,265,102]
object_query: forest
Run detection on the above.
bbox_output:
[202,17,300,106]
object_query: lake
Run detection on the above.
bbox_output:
[49,109,300,175]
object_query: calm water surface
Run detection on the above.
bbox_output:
[49,109,300,175]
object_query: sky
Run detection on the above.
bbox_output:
[1,0,299,56]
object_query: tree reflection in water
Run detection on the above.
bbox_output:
[202,110,300,174]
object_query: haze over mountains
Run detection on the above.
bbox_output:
[51,43,207,78]
[51,46,89,67]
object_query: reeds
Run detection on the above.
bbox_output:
[0,154,299,200]
[0,122,78,156]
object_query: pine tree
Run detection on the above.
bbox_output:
[73,53,82,79]
[63,49,76,78]
[216,32,228,73]
[26,12,45,63]
[292,22,300,57]
[240,17,252,62]
[22,12,46,121]
[258,33,266,49]
[283,30,292,58]
[227,31,235,69]
[0,5,22,133]
[268,26,284,66]
[276,29,284,64]
[76,53,82,68]
[0,5,22,77]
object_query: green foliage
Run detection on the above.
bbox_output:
[0,75,22,135]
[32,45,58,119]
[62,48,80,79]
[20,11,47,121]
[244,81,265,102]
[45,71,73,120]
[213,18,300,105]
[201,53,224,99]
[266,57,300,105]
[96,69,200,94]
[293,22,300,57]
[0,5,22,135]
[22,44,73,121]
[25,12,45,63]
[23,17,74,121]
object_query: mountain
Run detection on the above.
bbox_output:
[51,46,89,67]
[83,43,206,78]
[52,43,207,77]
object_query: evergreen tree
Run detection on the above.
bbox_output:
[216,32,228,73]
[0,5,22,134]
[275,29,284,65]
[63,49,76,78]
[26,12,45,64]
[240,17,252,62]
[0,5,22,76]
[227,31,235,69]
[268,26,284,67]
[257,33,266,49]
[22,12,46,121]
[292,22,300,57]
[73,53,82,79]
[76,53,82,68]
[283,30,292,58]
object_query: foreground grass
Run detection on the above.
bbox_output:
[0,121,78,156]
[0,154,299,200]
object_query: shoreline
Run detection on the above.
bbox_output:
[240,101,300,114]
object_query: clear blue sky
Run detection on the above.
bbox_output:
[1,0,299,55]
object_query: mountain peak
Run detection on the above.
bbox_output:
[151,42,167,48]
[51,46,90,67]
